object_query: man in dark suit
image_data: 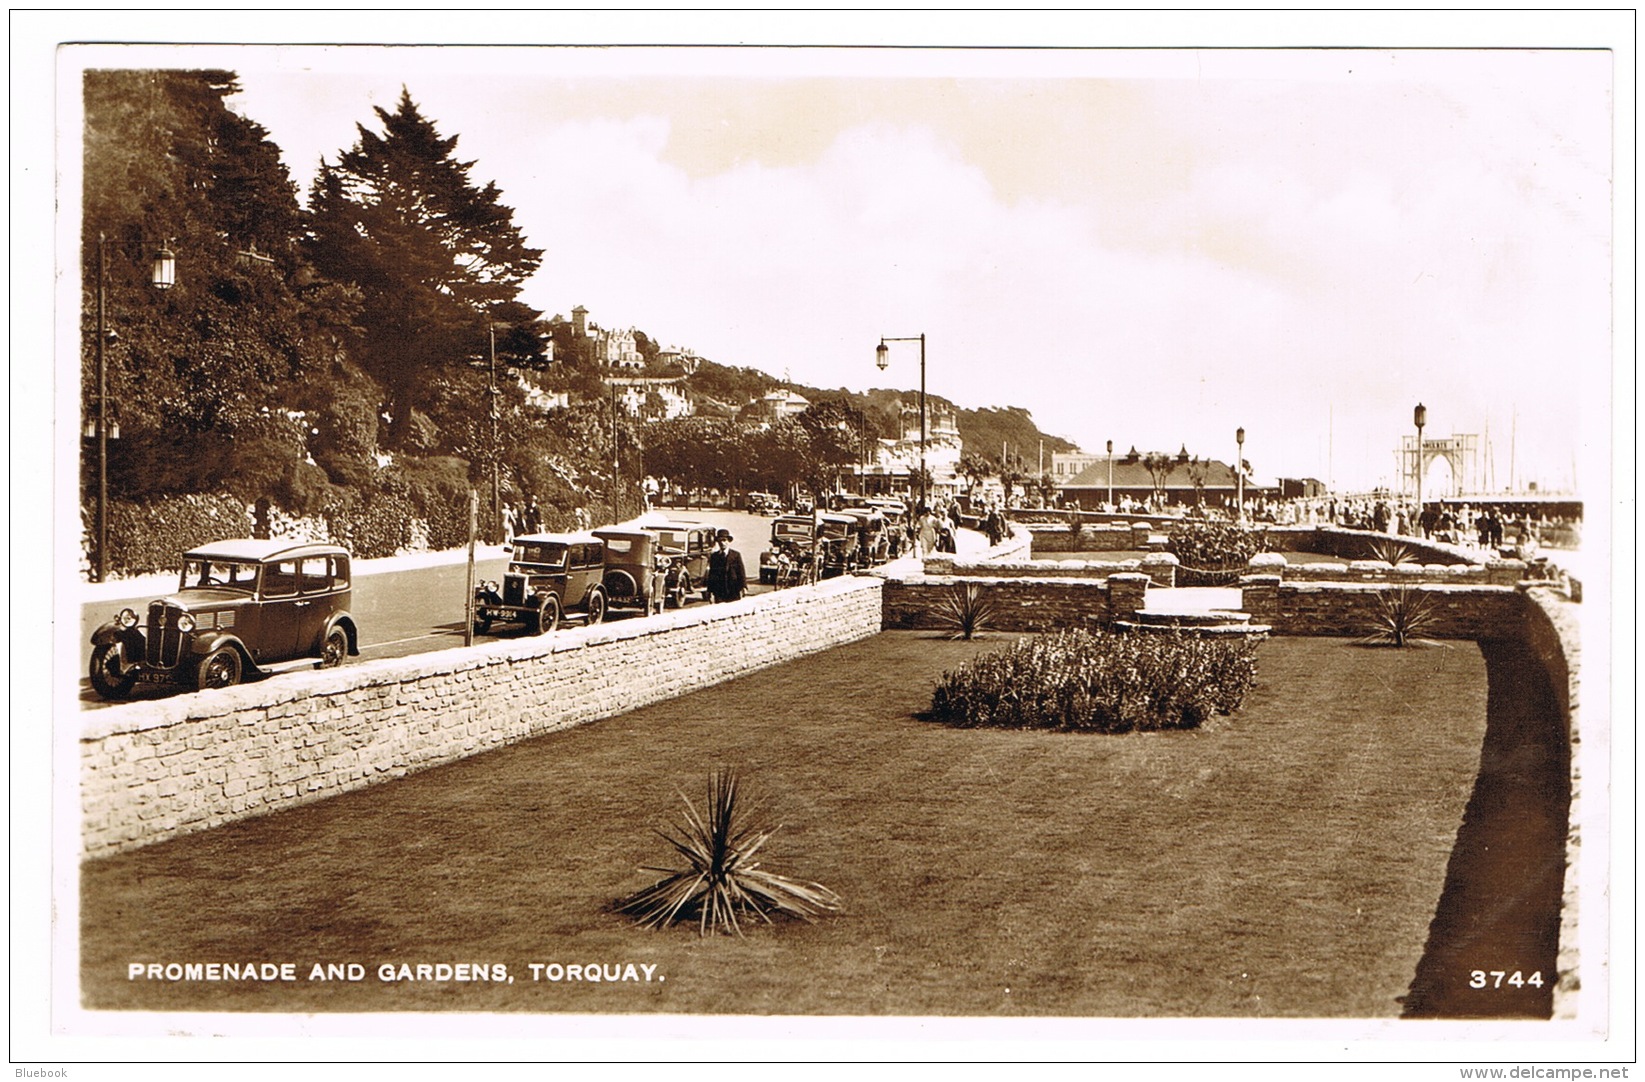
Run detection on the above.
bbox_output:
[706,529,746,603]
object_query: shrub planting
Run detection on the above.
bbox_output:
[616,769,840,937]
[99,493,254,577]
[1167,521,1269,586]
[1358,587,1443,648]
[928,581,997,640]
[929,628,1261,733]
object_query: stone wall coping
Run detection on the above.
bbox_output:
[1140,552,1180,565]
[1279,581,1520,596]
[911,573,1114,589]
[79,573,884,742]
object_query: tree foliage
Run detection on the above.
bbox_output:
[82,68,344,500]
[304,88,544,450]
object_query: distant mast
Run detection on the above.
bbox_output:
[1509,408,1518,493]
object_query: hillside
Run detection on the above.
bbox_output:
[683,360,1078,466]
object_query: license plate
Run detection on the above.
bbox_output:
[137,670,175,684]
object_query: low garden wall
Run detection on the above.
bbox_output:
[80,575,884,858]
[1238,577,1527,640]
[883,573,1150,633]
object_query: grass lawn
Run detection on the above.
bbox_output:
[80,633,1487,1017]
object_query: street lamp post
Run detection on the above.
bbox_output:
[875,333,926,510]
[487,323,501,540]
[1106,439,1114,510]
[1235,426,1246,524]
[1413,403,1427,533]
[93,232,175,582]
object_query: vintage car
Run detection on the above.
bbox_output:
[473,531,608,635]
[836,507,890,566]
[88,538,359,699]
[592,526,689,614]
[839,496,908,558]
[745,492,783,516]
[648,520,716,605]
[758,513,860,584]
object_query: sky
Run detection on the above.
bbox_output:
[58,27,1620,496]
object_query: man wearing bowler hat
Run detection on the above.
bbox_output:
[705,528,746,603]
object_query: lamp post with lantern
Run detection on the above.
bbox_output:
[1413,403,1427,530]
[1106,439,1114,510]
[875,333,926,511]
[92,233,176,582]
[1235,426,1246,524]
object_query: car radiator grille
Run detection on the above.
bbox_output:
[144,601,187,668]
[503,574,527,607]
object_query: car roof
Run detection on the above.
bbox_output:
[182,538,349,563]
[592,526,655,540]
[513,531,603,546]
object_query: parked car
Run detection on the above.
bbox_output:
[592,526,677,614]
[836,507,890,565]
[473,531,608,635]
[757,513,860,584]
[745,492,782,516]
[648,520,715,606]
[88,538,359,699]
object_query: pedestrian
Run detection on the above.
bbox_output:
[705,529,747,603]
[936,520,957,553]
[915,504,938,557]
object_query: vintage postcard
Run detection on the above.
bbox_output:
[14,10,1633,1072]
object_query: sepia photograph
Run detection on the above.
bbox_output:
[12,9,1633,1072]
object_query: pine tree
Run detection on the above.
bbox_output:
[304,89,544,450]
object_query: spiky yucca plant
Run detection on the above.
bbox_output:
[1359,587,1442,647]
[930,581,997,640]
[617,769,840,937]
[1365,538,1418,566]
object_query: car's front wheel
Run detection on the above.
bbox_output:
[89,643,137,700]
[194,646,242,691]
[529,594,561,635]
[670,573,689,608]
[320,626,348,668]
[585,589,606,625]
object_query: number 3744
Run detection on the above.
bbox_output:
[1470,970,1545,989]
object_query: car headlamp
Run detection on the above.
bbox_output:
[176,613,196,633]
[117,608,138,629]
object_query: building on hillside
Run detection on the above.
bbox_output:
[742,388,811,425]
[606,376,693,421]
[565,306,646,370]
[1051,451,1106,480]
[844,397,961,501]
[657,346,703,374]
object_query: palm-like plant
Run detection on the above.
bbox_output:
[930,581,997,640]
[1359,587,1442,647]
[617,769,840,937]
[1365,538,1417,566]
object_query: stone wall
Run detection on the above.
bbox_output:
[80,576,884,858]
[1238,577,1527,639]
[1028,522,1157,553]
[1246,551,1527,587]
[882,574,1133,633]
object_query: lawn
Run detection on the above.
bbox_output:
[80,633,1489,1017]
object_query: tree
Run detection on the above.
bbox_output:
[304,88,544,451]
[1141,453,1176,507]
[1186,456,1210,508]
[82,68,345,504]
[797,398,874,495]
[956,454,994,500]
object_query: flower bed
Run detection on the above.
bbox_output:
[929,627,1261,732]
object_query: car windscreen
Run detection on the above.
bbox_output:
[181,558,260,592]
[772,522,812,541]
[512,543,569,569]
[652,529,687,550]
